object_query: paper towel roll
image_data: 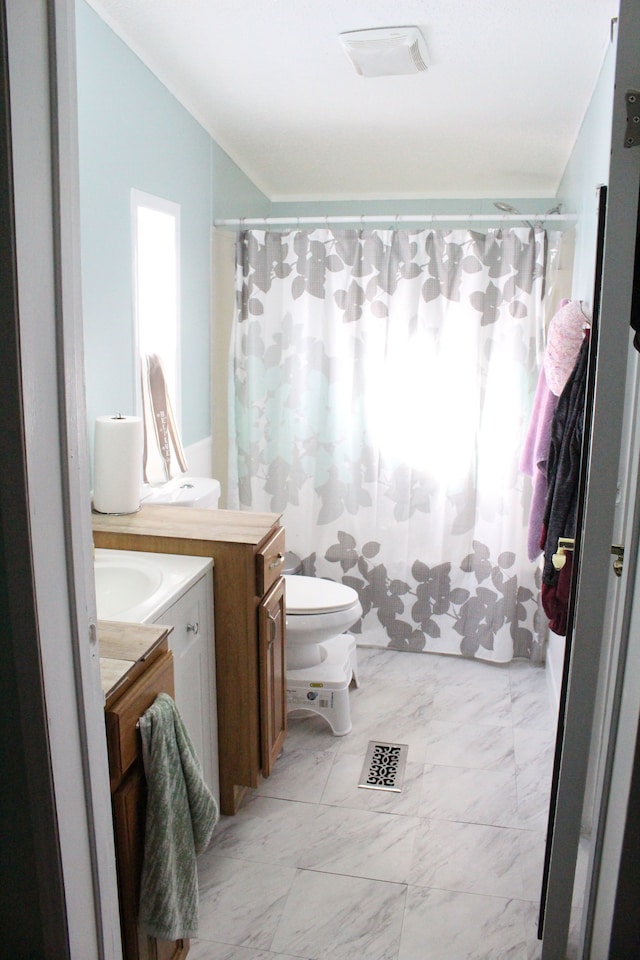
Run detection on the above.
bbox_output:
[93,414,143,514]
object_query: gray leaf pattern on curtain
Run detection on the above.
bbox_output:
[229,228,549,662]
[318,533,541,658]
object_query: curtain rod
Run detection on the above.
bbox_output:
[214,213,577,228]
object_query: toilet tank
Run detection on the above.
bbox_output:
[141,476,221,509]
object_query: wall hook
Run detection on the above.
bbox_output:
[552,537,575,570]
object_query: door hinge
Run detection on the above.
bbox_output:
[624,90,640,148]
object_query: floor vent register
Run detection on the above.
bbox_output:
[358,740,408,793]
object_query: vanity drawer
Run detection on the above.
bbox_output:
[255,526,286,596]
[105,649,175,786]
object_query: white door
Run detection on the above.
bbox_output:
[540,1,640,955]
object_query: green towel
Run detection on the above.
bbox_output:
[138,692,219,940]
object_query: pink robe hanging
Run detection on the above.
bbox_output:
[520,365,557,561]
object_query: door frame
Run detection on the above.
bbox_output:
[587,150,640,958]
[541,2,640,954]
[4,0,121,956]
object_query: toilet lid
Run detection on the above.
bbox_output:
[284,575,359,614]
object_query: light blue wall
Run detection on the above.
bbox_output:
[555,39,617,300]
[75,0,269,456]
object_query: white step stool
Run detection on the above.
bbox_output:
[286,633,359,736]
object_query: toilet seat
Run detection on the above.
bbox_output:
[284,574,359,615]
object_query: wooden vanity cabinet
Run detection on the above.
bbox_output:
[101,624,188,960]
[93,506,287,815]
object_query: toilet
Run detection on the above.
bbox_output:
[284,574,362,669]
[142,478,361,735]
[141,475,221,508]
[284,573,362,736]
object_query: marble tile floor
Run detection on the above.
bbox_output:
[192,647,557,960]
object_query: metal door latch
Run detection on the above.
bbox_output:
[611,544,624,577]
[624,90,640,148]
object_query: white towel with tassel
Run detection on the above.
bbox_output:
[141,353,188,484]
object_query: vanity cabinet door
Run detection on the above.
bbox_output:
[111,763,146,960]
[258,576,287,777]
[112,765,189,960]
[107,649,189,960]
[156,568,219,805]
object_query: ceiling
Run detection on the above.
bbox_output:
[85,0,619,202]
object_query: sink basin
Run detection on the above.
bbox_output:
[94,554,163,619]
[94,548,212,623]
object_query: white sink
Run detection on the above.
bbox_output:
[94,553,163,619]
[94,548,212,623]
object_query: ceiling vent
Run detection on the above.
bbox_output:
[339,27,429,78]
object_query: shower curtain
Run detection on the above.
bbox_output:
[229,227,559,662]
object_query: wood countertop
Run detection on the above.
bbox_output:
[99,620,172,706]
[92,504,282,547]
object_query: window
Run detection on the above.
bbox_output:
[131,189,181,425]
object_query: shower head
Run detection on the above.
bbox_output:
[494,202,564,227]
[493,202,533,230]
